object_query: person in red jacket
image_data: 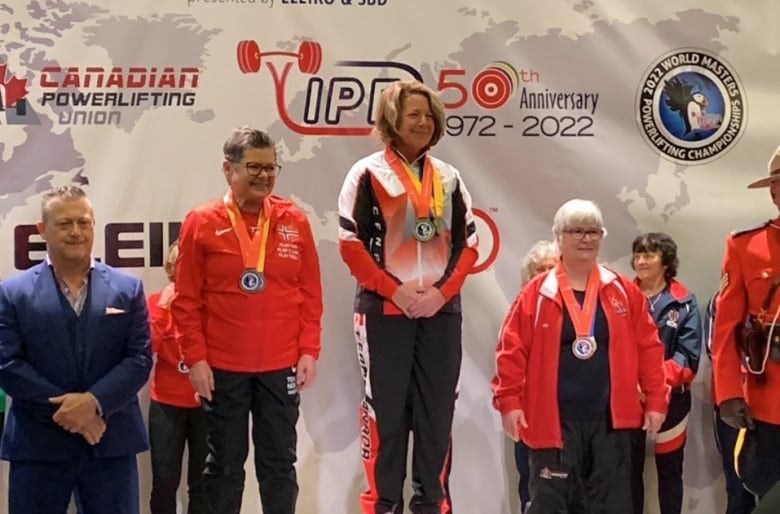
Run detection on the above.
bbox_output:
[492,198,669,514]
[629,232,702,514]
[704,292,757,514]
[338,79,479,514]
[148,242,206,514]
[712,144,780,497]
[171,127,324,514]
[513,240,559,514]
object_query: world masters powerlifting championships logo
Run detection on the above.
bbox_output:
[636,48,745,165]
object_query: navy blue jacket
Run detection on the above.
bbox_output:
[0,261,152,461]
[639,278,703,388]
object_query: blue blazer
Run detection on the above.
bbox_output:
[0,261,152,461]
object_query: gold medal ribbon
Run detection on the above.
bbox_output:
[223,192,271,273]
[556,264,600,339]
[385,147,444,221]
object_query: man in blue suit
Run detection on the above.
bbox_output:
[0,185,153,514]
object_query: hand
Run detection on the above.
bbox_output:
[501,409,528,442]
[78,415,106,445]
[188,360,214,402]
[407,287,446,319]
[49,393,98,433]
[720,398,755,430]
[643,411,666,439]
[296,354,317,392]
[391,282,423,316]
[157,282,175,309]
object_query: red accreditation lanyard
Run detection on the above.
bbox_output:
[223,192,271,273]
[556,264,600,339]
[385,146,435,221]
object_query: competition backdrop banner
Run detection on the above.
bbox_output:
[0,1,776,512]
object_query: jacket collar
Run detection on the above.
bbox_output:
[631,276,692,303]
[539,263,618,301]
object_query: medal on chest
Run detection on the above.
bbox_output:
[223,192,271,294]
[386,147,444,242]
[557,265,600,360]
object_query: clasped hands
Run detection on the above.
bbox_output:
[391,281,446,318]
[49,392,105,445]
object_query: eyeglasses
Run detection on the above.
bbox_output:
[564,228,604,240]
[231,161,283,178]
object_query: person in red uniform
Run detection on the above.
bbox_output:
[148,242,206,514]
[713,144,780,497]
[629,232,702,514]
[338,79,479,514]
[172,127,323,514]
[492,198,669,514]
[704,292,757,514]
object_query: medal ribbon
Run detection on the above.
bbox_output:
[385,147,443,220]
[223,192,271,273]
[556,264,599,338]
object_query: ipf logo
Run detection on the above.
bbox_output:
[236,39,505,275]
[0,63,38,125]
[235,39,520,136]
[636,48,745,165]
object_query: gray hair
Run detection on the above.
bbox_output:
[41,185,90,223]
[521,240,559,285]
[552,199,605,237]
[373,79,447,149]
[223,126,276,163]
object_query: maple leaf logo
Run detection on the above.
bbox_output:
[0,64,29,109]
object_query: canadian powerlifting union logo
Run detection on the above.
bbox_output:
[0,63,39,125]
[636,48,745,165]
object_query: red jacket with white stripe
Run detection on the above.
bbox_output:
[492,265,669,449]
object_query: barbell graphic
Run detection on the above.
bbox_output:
[237,40,323,75]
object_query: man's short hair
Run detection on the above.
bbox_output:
[41,185,89,223]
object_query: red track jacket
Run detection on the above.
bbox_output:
[172,195,323,373]
[493,265,669,448]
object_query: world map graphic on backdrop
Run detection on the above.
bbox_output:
[0,2,746,511]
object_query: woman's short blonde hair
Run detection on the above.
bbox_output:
[373,79,447,149]
[552,199,605,237]
[521,240,559,285]
[164,241,179,283]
